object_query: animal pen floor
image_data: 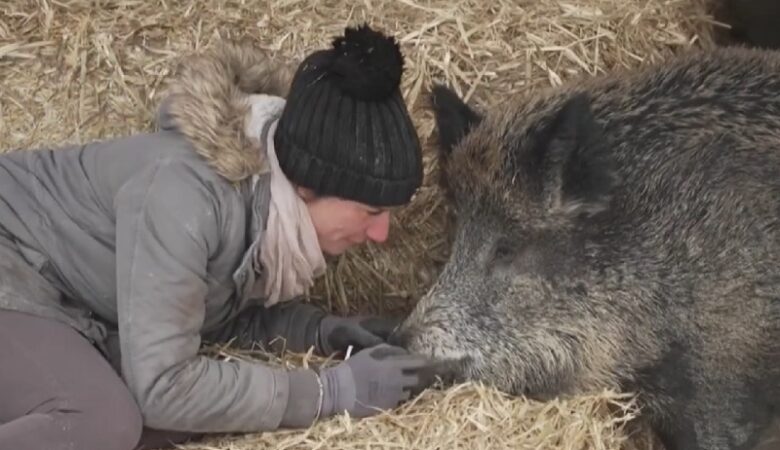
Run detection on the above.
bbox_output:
[1,0,721,448]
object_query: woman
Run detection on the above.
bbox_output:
[0,24,439,450]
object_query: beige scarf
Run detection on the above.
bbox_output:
[244,94,327,307]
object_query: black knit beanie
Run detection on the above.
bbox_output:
[273,24,423,207]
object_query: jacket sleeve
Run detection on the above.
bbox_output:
[205,301,326,354]
[114,159,316,432]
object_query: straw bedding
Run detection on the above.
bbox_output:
[1,0,724,448]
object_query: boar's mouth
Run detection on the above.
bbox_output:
[391,325,553,397]
[388,326,472,381]
[414,354,539,398]
[416,355,474,389]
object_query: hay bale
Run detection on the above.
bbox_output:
[0,0,721,449]
[189,344,662,449]
[185,387,651,450]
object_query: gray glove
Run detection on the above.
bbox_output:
[318,343,440,419]
[317,315,402,356]
[213,301,402,357]
[279,344,447,428]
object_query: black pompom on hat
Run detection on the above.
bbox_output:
[274,24,423,207]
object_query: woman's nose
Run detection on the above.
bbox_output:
[366,211,390,243]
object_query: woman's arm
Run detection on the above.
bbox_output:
[114,159,319,432]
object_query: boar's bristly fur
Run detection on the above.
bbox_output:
[397,46,780,450]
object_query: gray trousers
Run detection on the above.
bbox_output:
[0,309,199,450]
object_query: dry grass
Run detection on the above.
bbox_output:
[191,344,660,450]
[1,0,724,449]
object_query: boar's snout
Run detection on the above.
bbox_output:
[387,326,412,348]
[388,320,431,353]
[391,309,474,362]
[389,322,471,387]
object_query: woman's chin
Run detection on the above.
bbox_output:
[320,241,352,257]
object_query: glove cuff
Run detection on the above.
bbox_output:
[319,362,356,418]
[277,302,327,353]
[300,305,327,353]
[316,315,338,356]
[279,369,321,428]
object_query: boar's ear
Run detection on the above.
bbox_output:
[430,84,483,159]
[532,93,615,218]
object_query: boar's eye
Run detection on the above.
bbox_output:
[489,237,519,267]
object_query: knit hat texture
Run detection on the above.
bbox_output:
[273,24,423,207]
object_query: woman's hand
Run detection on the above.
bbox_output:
[317,314,402,356]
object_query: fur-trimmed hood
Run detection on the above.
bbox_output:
[157,42,295,182]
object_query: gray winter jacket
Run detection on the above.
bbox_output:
[0,43,325,432]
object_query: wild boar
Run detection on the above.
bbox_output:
[391,46,780,450]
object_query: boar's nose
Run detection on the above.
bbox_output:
[387,327,412,349]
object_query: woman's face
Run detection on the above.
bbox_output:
[298,188,392,256]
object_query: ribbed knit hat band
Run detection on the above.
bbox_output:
[273,24,423,207]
